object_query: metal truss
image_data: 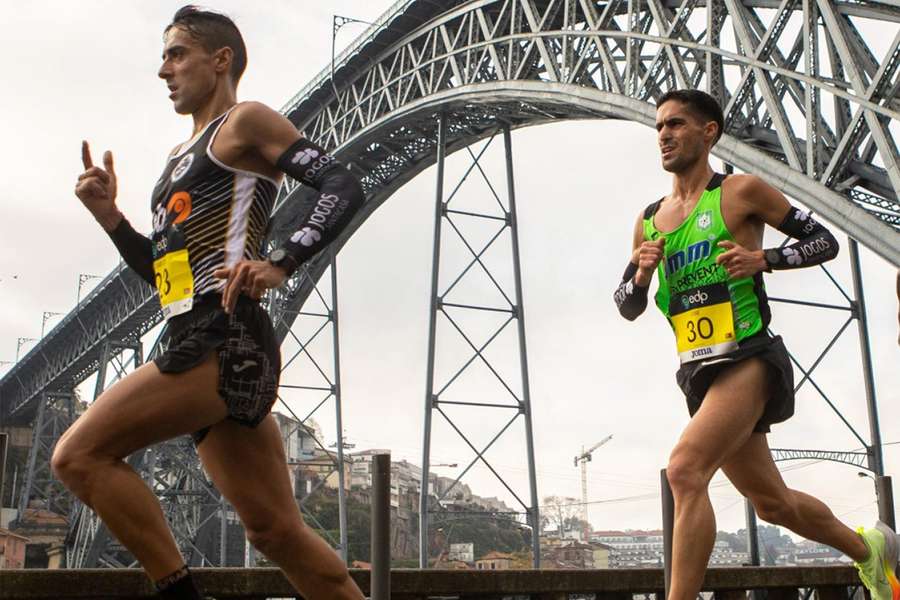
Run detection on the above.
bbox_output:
[759,232,894,527]
[279,0,900,262]
[771,448,869,468]
[267,255,349,563]
[2,266,159,423]
[419,117,540,567]
[768,241,884,475]
[17,392,76,519]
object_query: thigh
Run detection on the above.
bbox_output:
[721,432,790,503]
[196,415,301,530]
[671,357,771,476]
[58,353,228,459]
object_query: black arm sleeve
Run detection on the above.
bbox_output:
[613,262,649,321]
[107,217,155,285]
[273,138,364,276]
[763,207,839,271]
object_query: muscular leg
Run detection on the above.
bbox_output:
[51,354,228,579]
[722,433,867,561]
[667,358,770,600]
[197,416,364,600]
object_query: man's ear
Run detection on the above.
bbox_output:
[213,46,234,75]
[705,120,720,146]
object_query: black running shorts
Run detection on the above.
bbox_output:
[676,332,794,433]
[154,293,281,444]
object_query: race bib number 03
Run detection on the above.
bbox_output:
[669,282,738,363]
[153,249,194,320]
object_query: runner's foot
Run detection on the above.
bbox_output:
[855,521,900,600]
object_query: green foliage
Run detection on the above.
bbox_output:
[716,530,747,552]
[433,512,530,558]
[301,489,373,563]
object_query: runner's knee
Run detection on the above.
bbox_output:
[666,451,710,498]
[245,514,301,557]
[51,438,99,499]
[246,518,348,584]
[752,493,795,525]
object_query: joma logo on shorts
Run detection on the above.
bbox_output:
[666,240,711,276]
[691,347,713,358]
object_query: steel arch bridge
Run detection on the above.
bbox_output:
[2,0,898,567]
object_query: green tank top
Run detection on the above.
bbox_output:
[642,174,767,363]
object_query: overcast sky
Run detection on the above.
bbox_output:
[1,1,899,542]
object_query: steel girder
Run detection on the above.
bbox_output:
[2,0,898,493]
[1,267,159,423]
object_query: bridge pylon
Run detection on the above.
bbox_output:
[420,115,540,568]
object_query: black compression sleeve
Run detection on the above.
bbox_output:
[613,262,649,321]
[763,207,839,271]
[273,138,364,275]
[107,217,155,285]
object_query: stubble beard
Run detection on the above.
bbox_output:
[661,144,702,174]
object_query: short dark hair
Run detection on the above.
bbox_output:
[657,89,725,143]
[165,5,247,84]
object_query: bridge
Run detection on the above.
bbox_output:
[1,0,897,571]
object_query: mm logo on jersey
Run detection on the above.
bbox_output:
[665,240,711,276]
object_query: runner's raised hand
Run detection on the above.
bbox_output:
[75,141,121,230]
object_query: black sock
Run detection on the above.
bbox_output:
[156,565,203,600]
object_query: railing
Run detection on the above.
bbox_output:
[0,565,862,600]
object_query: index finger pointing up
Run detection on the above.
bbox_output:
[81,141,93,170]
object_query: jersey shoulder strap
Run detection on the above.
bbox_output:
[706,173,727,190]
[643,198,664,220]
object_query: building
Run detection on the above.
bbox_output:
[540,538,602,569]
[9,504,68,568]
[592,543,612,569]
[476,551,514,570]
[348,449,391,490]
[0,528,29,569]
[592,529,749,568]
[271,412,351,497]
[272,411,321,463]
[449,542,474,563]
[788,540,846,565]
[592,529,664,568]
[709,540,750,565]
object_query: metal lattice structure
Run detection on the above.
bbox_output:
[268,257,350,562]
[419,122,540,566]
[17,392,76,519]
[1,0,898,567]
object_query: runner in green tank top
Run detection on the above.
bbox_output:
[612,90,898,600]
[642,173,766,362]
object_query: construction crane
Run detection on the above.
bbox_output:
[574,435,613,539]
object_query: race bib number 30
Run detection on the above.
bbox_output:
[153,249,194,319]
[669,282,738,363]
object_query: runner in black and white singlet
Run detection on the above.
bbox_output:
[150,106,279,317]
[612,89,898,600]
[56,7,366,600]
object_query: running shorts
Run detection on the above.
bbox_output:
[676,332,794,433]
[153,293,281,444]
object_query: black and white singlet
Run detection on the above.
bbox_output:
[150,107,279,319]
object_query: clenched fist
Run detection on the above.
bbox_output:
[635,238,665,286]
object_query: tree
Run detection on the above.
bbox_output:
[716,530,747,552]
[540,496,583,535]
